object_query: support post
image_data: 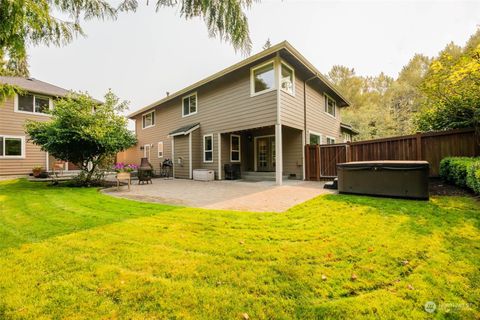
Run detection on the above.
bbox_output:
[275,124,283,185]
[189,132,193,179]
[274,53,282,186]
[217,133,222,180]
[302,130,306,180]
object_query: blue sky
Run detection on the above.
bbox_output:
[28,0,480,113]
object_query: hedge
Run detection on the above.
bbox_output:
[440,157,480,194]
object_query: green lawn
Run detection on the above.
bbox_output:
[0,179,479,319]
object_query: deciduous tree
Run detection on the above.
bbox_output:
[26,91,137,185]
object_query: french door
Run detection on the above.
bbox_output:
[256,136,275,172]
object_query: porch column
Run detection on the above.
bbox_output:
[275,53,283,186]
[302,130,306,180]
[275,124,283,185]
[217,133,222,180]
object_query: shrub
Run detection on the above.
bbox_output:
[467,162,480,194]
[440,157,480,194]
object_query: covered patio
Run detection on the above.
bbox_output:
[102,178,332,212]
[218,124,304,182]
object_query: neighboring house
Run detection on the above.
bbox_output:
[121,41,357,184]
[0,77,77,176]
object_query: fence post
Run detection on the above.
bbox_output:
[345,142,351,162]
[315,144,320,180]
[416,132,422,160]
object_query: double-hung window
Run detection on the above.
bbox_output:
[280,63,294,95]
[0,135,24,158]
[203,134,213,163]
[16,94,50,115]
[182,93,197,117]
[326,137,336,144]
[325,95,336,117]
[158,141,164,158]
[230,134,241,162]
[142,111,155,129]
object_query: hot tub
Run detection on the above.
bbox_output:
[337,161,429,200]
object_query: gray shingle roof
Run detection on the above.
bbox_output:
[169,123,200,136]
[340,122,359,135]
[0,76,70,97]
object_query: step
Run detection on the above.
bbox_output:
[241,171,289,181]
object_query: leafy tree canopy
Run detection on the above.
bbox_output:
[26,90,137,184]
[415,31,480,132]
[0,0,254,99]
[333,29,480,140]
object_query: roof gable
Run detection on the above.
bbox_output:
[129,41,350,118]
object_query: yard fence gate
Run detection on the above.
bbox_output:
[305,128,480,180]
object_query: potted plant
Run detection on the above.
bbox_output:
[32,165,44,178]
[114,163,137,180]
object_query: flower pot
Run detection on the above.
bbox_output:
[32,169,43,178]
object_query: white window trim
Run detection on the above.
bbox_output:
[324,93,337,118]
[203,134,214,163]
[182,92,198,118]
[157,141,164,158]
[253,134,275,172]
[142,111,155,129]
[230,134,241,163]
[250,59,276,97]
[325,136,336,145]
[144,144,152,160]
[14,93,52,117]
[308,130,322,145]
[280,61,295,97]
[0,135,26,159]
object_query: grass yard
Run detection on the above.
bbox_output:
[0,179,479,319]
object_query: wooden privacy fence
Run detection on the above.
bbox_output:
[305,128,479,180]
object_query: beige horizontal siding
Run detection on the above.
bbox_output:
[173,134,190,179]
[282,126,303,179]
[127,64,277,179]
[280,73,343,142]
[0,96,51,175]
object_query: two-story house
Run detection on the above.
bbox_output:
[122,41,356,185]
[0,77,78,176]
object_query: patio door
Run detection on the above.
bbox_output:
[256,136,275,172]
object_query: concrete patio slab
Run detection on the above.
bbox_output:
[102,178,334,212]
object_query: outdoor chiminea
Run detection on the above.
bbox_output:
[137,157,153,184]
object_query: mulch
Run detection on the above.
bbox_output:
[429,178,475,197]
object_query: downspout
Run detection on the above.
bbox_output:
[304,75,318,143]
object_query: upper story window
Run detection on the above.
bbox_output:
[325,95,336,117]
[326,137,336,144]
[0,135,24,158]
[251,61,275,95]
[182,93,197,117]
[280,63,294,95]
[16,93,51,115]
[142,111,155,129]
